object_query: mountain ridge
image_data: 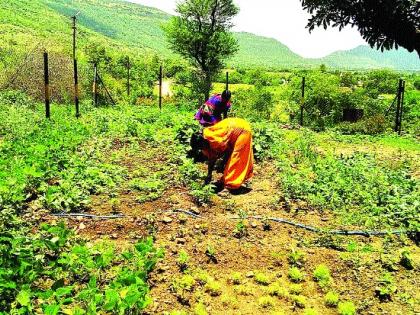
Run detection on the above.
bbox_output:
[1,0,419,70]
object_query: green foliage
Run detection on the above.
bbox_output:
[0,222,162,314]
[288,248,305,267]
[230,272,242,285]
[254,272,271,285]
[375,272,397,301]
[324,291,340,307]
[177,250,190,272]
[313,264,332,287]
[277,135,419,230]
[288,267,304,283]
[291,294,307,308]
[364,70,400,97]
[164,0,239,98]
[400,248,414,270]
[258,296,276,308]
[204,280,222,296]
[301,0,420,54]
[337,301,357,315]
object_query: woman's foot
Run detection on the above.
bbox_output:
[212,181,225,193]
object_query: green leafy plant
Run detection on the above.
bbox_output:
[337,301,357,315]
[313,264,332,287]
[288,267,304,283]
[325,291,340,307]
[375,273,397,301]
[288,248,305,267]
[177,250,190,272]
[254,272,271,286]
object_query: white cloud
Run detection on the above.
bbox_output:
[127,0,367,58]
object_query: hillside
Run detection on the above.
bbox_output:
[0,0,418,70]
[320,45,420,70]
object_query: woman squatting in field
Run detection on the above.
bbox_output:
[190,117,254,192]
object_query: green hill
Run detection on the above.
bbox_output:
[0,0,418,70]
[320,45,420,70]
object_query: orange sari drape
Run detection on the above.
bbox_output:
[203,118,254,189]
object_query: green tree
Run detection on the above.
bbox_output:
[301,0,420,56]
[164,0,239,100]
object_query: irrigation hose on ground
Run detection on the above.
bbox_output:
[51,211,415,237]
[52,212,125,220]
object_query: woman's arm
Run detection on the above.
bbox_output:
[205,159,216,185]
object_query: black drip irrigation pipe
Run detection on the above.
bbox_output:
[171,209,202,219]
[52,212,125,220]
[229,215,408,236]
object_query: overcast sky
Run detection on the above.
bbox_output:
[127,0,367,58]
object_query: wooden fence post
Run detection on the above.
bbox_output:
[43,52,50,119]
[93,63,98,106]
[159,65,163,111]
[74,59,80,117]
[395,79,403,133]
[226,71,229,91]
[300,76,305,126]
[396,80,405,135]
[127,56,131,97]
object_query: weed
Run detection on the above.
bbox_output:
[258,296,276,309]
[400,248,414,270]
[375,272,397,301]
[288,248,305,267]
[313,264,332,287]
[234,285,254,296]
[229,272,242,285]
[288,267,304,283]
[324,291,340,307]
[171,275,196,295]
[303,309,318,315]
[254,272,271,285]
[205,245,217,263]
[194,269,213,285]
[337,301,356,315]
[267,282,289,298]
[204,280,222,296]
[194,303,208,315]
[177,250,190,272]
[291,295,307,308]
[221,295,238,308]
[289,284,303,295]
